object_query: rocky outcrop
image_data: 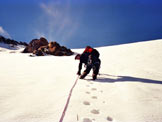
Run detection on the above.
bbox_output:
[23,37,73,56]
[22,37,48,53]
[0,36,73,56]
[0,36,28,46]
[47,41,73,56]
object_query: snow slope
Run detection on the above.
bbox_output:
[0,39,162,122]
[0,43,24,51]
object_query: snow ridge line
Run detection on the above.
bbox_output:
[59,76,79,122]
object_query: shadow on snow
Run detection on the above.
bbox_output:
[91,73,162,85]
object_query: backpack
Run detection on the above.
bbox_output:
[91,49,100,59]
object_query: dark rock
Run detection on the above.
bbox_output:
[47,41,73,56]
[0,35,74,56]
[0,35,27,47]
[19,41,28,46]
[0,36,5,42]
[22,37,48,53]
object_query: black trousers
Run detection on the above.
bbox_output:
[84,62,100,75]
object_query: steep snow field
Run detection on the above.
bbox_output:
[0,40,162,122]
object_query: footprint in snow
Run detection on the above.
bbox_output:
[91,88,97,91]
[83,118,92,122]
[91,109,100,114]
[91,96,97,99]
[85,91,90,94]
[83,101,90,105]
[107,116,113,121]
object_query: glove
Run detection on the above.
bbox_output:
[77,71,81,75]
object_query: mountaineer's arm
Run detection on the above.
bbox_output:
[77,61,83,75]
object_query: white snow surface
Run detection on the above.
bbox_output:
[0,40,162,122]
[0,43,24,51]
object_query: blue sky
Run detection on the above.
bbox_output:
[0,0,162,48]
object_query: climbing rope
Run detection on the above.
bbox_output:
[59,76,79,122]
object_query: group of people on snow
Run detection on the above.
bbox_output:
[75,46,101,80]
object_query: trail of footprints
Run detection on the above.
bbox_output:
[80,81,113,122]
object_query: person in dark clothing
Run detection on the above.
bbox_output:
[75,47,101,80]
[80,51,101,80]
[75,46,93,75]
